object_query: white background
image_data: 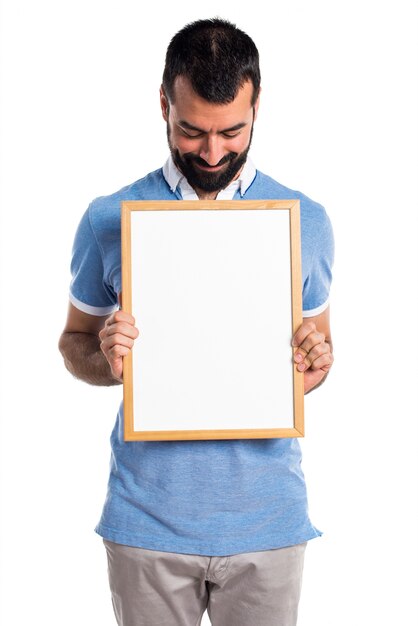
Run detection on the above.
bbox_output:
[0,1,417,625]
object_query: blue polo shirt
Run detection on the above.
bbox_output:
[69,162,334,556]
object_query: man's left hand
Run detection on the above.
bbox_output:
[292,312,333,394]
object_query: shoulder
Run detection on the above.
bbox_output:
[86,168,168,233]
[249,170,333,249]
[249,170,334,268]
[251,170,326,220]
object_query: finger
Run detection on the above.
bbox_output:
[296,350,333,372]
[295,338,328,367]
[291,321,317,347]
[106,309,136,327]
[296,331,325,356]
[101,343,132,379]
[105,345,131,381]
[105,344,132,361]
[295,343,332,371]
[100,322,139,341]
[100,333,136,353]
[305,351,334,372]
[294,335,326,368]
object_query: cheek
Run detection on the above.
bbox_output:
[169,131,200,155]
[228,131,252,154]
[230,138,248,153]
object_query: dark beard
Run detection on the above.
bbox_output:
[167,122,253,193]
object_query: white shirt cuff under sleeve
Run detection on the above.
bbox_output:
[69,292,118,316]
[302,298,330,318]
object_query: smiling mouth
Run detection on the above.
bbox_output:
[194,162,226,172]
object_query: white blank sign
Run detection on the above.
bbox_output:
[122,200,303,440]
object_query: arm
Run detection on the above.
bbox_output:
[58,303,139,386]
[292,307,333,395]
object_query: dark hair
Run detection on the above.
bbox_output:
[162,18,260,106]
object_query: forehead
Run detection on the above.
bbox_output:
[170,76,254,128]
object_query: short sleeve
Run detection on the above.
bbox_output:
[302,210,334,317]
[69,206,118,316]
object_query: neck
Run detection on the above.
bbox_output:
[195,189,219,200]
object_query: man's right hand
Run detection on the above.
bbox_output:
[98,310,140,382]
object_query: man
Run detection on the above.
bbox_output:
[59,18,334,626]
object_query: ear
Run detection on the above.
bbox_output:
[253,86,261,121]
[160,85,170,122]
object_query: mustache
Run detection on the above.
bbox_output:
[183,152,238,168]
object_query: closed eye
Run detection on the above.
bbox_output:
[178,120,247,139]
[180,129,204,138]
[182,129,240,139]
[222,131,241,138]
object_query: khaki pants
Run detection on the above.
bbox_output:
[104,539,307,626]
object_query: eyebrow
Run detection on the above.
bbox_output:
[178,120,248,133]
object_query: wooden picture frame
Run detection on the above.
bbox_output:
[121,200,304,441]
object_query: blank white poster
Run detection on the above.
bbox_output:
[130,208,294,432]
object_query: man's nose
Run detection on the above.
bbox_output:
[199,135,225,166]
